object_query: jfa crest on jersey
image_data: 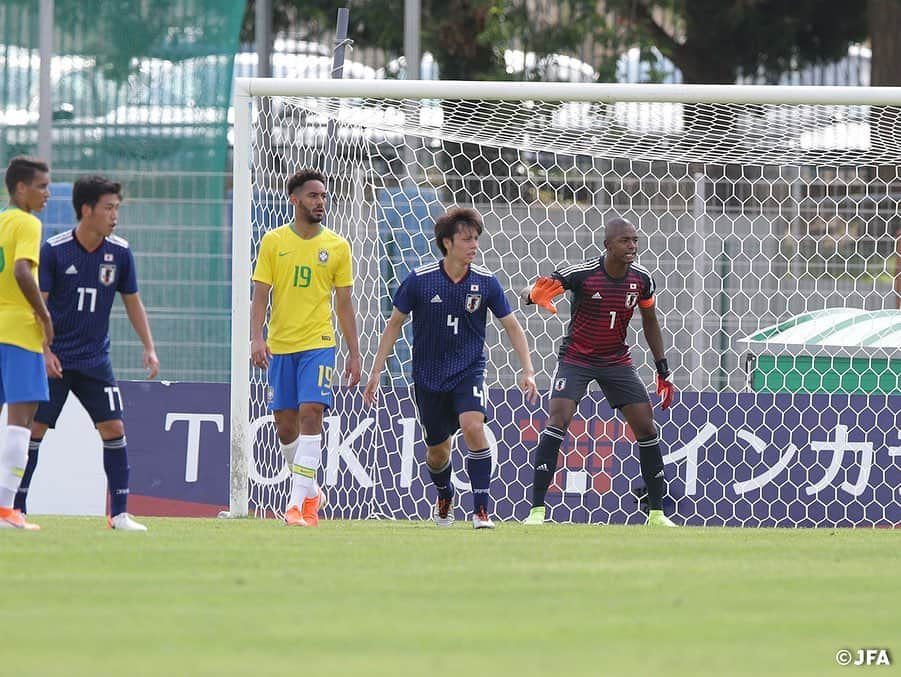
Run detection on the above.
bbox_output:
[40,230,138,370]
[393,260,512,391]
[99,263,117,286]
[551,255,656,368]
[465,292,482,312]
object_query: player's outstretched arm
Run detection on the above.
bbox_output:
[250,281,272,370]
[639,303,674,410]
[362,308,408,406]
[523,277,564,314]
[122,292,159,379]
[334,285,362,387]
[498,313,539,404]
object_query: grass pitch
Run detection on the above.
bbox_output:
[3,517,897,676]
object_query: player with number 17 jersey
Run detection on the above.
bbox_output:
[40,230,138,368]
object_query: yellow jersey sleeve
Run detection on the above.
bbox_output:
[14,214,40,264]
[333,238,353,288]
[252,231,275,286]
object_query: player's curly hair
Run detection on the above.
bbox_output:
[4,155,49,196]
[73,175,122,221]
[434,207,483,255]
[286,169,327,196]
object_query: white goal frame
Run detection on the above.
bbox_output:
[229,78,901,520]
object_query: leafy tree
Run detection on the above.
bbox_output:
[615,0,867,84]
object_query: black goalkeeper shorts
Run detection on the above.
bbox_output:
[550,361,650,409]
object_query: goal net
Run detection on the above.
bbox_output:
[231,80,900,527]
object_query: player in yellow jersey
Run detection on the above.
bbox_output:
[0,157,54,530]
[251,169,361,527]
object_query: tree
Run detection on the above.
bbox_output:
[241,0,613,82]
[617,0,867,84]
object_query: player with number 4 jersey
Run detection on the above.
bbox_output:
[251,169,362,527]
[15,175,159,531]
[364,207,538,529]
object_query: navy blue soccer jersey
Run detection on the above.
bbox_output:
[40,230,138,369]
[393,260,512,392]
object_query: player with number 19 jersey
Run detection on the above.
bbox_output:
[393,259,512,392]
[253,224,352,354]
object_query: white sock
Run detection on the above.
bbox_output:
[289,434,321,506]
[279,437,300,469]
[0,426,30,508]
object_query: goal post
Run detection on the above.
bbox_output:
[230,78,901,526]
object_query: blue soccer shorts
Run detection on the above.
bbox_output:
[267,347,336,412]
[35,360,123,427]
[0,343,48,405]
[412,373,488,447]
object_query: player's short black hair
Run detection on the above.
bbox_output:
[73,175,122,221]
[5,155,49,196]
[286,169,327,197]
[434,207,483,255]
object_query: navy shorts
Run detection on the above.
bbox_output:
[551,361,650,409]
[413,374,487,447]
[35,360,123,427]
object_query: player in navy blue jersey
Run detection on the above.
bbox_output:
[14,175,159,531]
[521,217,677,527]
[364,207,538,529]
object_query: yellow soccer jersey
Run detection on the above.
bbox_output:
[0,207,42,353]
[252,224,353,354]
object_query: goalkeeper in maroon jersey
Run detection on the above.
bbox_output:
[520,217,676,527]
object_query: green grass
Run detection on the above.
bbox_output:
[3,517,898,676]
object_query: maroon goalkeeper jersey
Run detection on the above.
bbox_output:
[551,256,656,367]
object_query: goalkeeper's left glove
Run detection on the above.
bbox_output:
[655,358,674,410]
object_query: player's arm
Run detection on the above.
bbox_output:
[520,276,564,314]
[362,308,408,406]
[498,313,539,404]
[334,285,361,387]
[14,259,53,345]
[639,301,674,410]
[121,292,160,379]
[39,291,62,378]
[250,280,272,369]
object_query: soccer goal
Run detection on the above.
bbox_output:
[230,78,900,527]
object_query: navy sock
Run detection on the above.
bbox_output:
[532,426,565,508]
[103,436,130,516]
[466,448,492,513]
[427,459,454,501]
[13,438,42,513]
[638,435,665,510]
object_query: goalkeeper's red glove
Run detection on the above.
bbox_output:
[529,277,564,314]
[655,359,674,410]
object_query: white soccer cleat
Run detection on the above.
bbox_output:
[432,497,455,527]
[472,507,495,529]
[108,513,149,531]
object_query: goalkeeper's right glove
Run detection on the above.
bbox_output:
[529,277,564,314]
[655,358,674,410]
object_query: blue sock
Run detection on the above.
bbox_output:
[427,459,454,501]
[466,448,492,513]
[103,436,130,516]
[13,438,42,514]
